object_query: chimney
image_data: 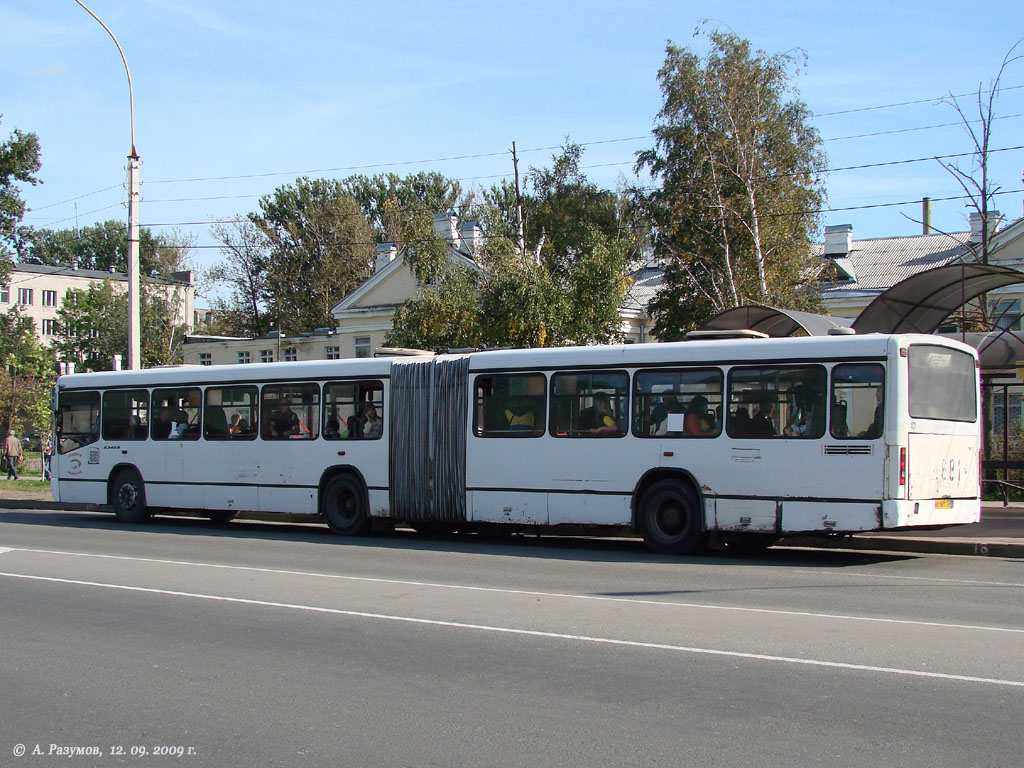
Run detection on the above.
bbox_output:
[458,221,481,255]
[922,197,933,234]
[432,212,458,243]
[969,210,1003,243]
[823,224,853,257]
[374,242,397,272]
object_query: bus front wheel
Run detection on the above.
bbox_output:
[638,480,706,555]
[111,469,150,524]
[322,475,370,536]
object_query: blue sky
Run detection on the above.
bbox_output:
[3,0,1024,299]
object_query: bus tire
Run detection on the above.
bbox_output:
[322,474,370,536]
[638,479,706,554]
[111,469,149,523]
[206,510,238,525]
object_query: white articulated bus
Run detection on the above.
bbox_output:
[51,333,980,554]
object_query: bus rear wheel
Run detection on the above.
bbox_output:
[111,469,150,524]
[322,474,370,536]
[638,479,706,555]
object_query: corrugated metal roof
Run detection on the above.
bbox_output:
[816,231,973,293]
[620,264,665,312]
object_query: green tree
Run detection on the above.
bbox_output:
[251,178,376,334]
[0,308,57,435]
[53,281,187,370]
[339,171,470,243]
[637,30,828,337]
[1,117,42,282]
[25,220,185,276]
[205,219,272,337]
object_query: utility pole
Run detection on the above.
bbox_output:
[75,0,141,370]
[511,141,526,256]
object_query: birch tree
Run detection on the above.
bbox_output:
[637,30,827,337]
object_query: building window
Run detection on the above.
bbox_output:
[237,351,251,365]
[197,353,212,366]
[354,336,371,358]
[260,349,274,364]
[283,347,297,362]
[992,299,1022,331]
[324,346,340,360]
[17,288,33,305]
[41,318,55,336]
[42,289,58,307]
[1,285,9,303]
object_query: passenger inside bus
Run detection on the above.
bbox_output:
[748,395,776,438]
[270,403,300,438]
[684,395,717,436]
[579,393,620,435]
[361,404,382,438]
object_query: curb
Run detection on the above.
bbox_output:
[3,498,1023,559]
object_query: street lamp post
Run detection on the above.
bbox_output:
[74,0,141,370]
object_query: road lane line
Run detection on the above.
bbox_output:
[8,546,1024,635]
[1,569,1022,689]
[795,569,1024,588]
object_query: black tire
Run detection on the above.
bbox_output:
[322,474,370,536]
[637,479,706,554]
[110,469,149,523]
[720,532,779,553]
[206,510,238,525]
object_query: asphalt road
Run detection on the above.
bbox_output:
[1,506,1023,768]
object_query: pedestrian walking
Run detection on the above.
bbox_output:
[4,429,23,481]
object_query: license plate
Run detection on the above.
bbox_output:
[935,498,953,509]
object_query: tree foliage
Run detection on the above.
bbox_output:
[339,171,470,243]
[53,281,188,371]
[24,220,187,276]
[251,178,375,335]
[385,146,633,351]
[0,117,42,282]
[205,219,272,337]
[637,30,827,338]
[0,308,56,435]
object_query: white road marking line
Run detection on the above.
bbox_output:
[794,569,1024,588]
[1,569,1022,689]
[9,547,1024,635]
[0,547,11,555]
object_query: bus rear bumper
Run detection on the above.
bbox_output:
[882,498,981,529]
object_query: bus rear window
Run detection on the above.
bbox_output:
[908,345,977,422]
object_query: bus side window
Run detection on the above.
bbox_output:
[550,371,628,438]
[632,368,722,438]
[323,380,384,440]
[205,385,258,440]
[728,366,827,439]
[261,383,320,440]
[831,364,884,440]
[473,373,546,438]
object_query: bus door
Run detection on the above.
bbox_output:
[720,365,832,533]
[390,356,470,525]
[467,371,550,525]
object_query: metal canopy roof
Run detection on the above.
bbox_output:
[942,330,1024,372]
[852,263,1024,335]
[698,305,854,337]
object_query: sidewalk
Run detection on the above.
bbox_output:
[1,486,1022,558]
